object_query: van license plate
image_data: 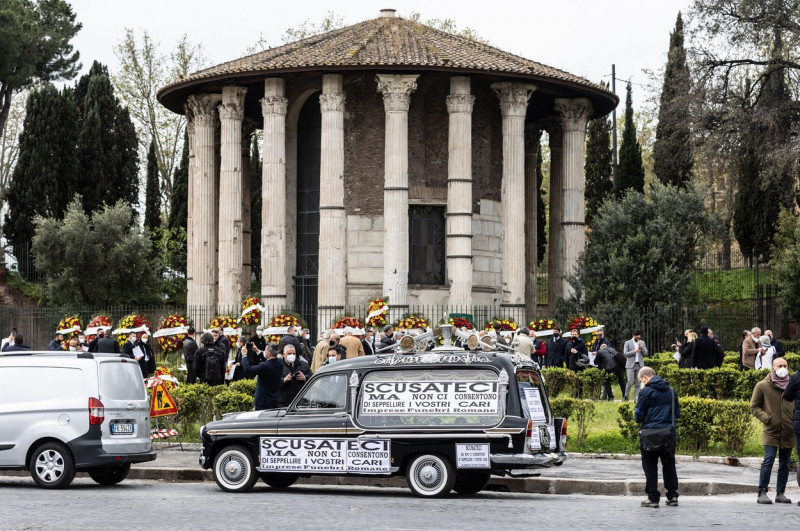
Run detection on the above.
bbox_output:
[111,423,134,434]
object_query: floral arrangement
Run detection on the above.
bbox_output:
[265,313,306,343]
[396,315,429,330]
[367,297,387,327]
[448,316,474,330]
[156,314,188,353]
[333,316,364,329]
[484,317,518,332]
[154,366,177,389]
[567,315,600,344]
[240,297,261,326]
[116,314,151,347]
[86,314,111,343]
[209,315,239,345]
[57,316,82,344]
[529,318,557,332]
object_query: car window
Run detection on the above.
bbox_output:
[357,369,502,428]
[99,360,146,400]
[516,370,549,423]
[294,374,347,409]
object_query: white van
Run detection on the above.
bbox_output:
[0,351,156,488]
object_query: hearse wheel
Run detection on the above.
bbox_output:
[213,445,258,493]
[406,453,455,497]
[260,473,299,489]
[29,441,76,489]
[453,470,490,495]
[88,463,132,485]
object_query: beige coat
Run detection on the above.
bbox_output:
[750,375,795,448]
[340,335,365,359]
[742,335,761,369]
[311,339,330,373]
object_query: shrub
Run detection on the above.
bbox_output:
[571,400,596,446]
[676,397,716,453]
[704,367,741,400]
[617,402,639,447]
[733,369,770,400]
[647,352,678,374]
[213,390,254,417]
[542,367,576,398]
[172,383,215,431]
[782,352,800,371]
[574,368,605,399]
[549,396,578,419]
[723,353,740,366]
[712,400,755,456]
[229,379,257,396]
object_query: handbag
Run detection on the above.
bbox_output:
[639,389,675,452]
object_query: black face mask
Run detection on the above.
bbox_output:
[329,340,336,347]
[553,334,560,339]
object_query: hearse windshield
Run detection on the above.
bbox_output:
[356,369,503,428]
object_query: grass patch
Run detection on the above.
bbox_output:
[4,271,44,305]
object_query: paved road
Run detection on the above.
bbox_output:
[2,478,799,530]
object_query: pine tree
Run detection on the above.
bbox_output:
[3,84,79,277]
[144,139,161,232]
[616,82,645,197]
[536,143,547,266]
[584,111,613,227]
[168,128,189,230]
[250,136,262,280]
[653,12,694,187]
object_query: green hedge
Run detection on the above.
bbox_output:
[550,397,595,446]
[171,383,245,431]
[229,378,257,396]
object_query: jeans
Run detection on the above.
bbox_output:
[625,363,641,400]
[758,445,792,493]
[641,448,678,502]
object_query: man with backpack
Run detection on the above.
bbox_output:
[193,332,226,386]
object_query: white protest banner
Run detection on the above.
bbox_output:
[360,380,499,416]
[258,438,391,474]
[522,387,547,422]
[455,443,490,469]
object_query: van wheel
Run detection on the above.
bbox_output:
[29,442,76,489]
[260,473,299,489]
[213,445,258,493]
[453,470,490,495]
[87,464,131,486]
[406,454,455,497]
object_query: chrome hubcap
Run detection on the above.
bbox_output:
[416,460,443,490]
[35,450,65,483]
[220,454,247,485]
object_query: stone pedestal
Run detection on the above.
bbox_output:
[525,125,543,310]
[260,78,288,308]
[218,86,247,310]
[547,120,564,308]
[186,94,221,312]
[555,98,592,298]
[446,77,475,309]
[377,74,418,320]
[318,74,346,327]
[492,81,536,307]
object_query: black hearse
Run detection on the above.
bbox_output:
[199,326,567,497]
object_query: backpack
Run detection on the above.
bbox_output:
[204,348,222,385]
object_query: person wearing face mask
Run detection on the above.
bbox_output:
[67,338,81,352]
[242,342,283,410]
[566,328,588,371]
[312,331,339,373]
[278,325,303,361]
[782,361,800,506]
[751,357,795,504]
[623,330,648,402]
[135,333,156,378]
[250,325,267,353]
[545,328,567,368]
[278,345,311,406]
[77,334,89,352]
[324,345,345,367]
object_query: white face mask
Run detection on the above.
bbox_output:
[277,353,283,359]
[286,354,296,364]
[142,337,149,343]
[256,330,263,337]
[69,346,77,351]
[776,368,789,378]
[328,355,336,364]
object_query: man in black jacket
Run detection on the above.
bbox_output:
[545,329,567,368]
[89,329,120,353]
[243,343,284,410]
[278,345,311,406]
[2,333,29,351]
[278,326,303,359]
[250,325,267,353]
[691,326,718,370]
[183,327,198,384]
[566,329,588,371]
[379,325,396,352]
[765,330,785,359]
[193,332,226,386]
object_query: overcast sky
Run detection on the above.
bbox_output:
[67,0,694,107]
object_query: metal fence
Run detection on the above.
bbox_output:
[691,249,774,303]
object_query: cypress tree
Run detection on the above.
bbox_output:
[616,82,645,197]
[168,128,189,231]
[653,12,693,187]
[250,136,262,280]
[584,111,613,227]
[3,84,79,276]
[536,142,547,266]
[144,139,161,232]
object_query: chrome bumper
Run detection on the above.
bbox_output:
[490,452,568,468]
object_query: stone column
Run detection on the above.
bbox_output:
[555,98,592,298]
[525,124,543,311]
[492,81,536,308]
[260,78,288,308]
[184,109,195,304]
[446,76,475,309]
[185,93,221,311]
[376,74,418,319]
[217,86,247,311]
[318,74,347,327]
[241,121,255,301]
[547,119,564,308]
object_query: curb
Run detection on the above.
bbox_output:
[566,453,765,469]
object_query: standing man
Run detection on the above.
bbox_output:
[89,329,119,353]
[48,332,64,351]
[624,330,648,402]
[765,330,786,359]
[278,345,311,406]
[751,357,794,504]
[2,333,29,351]
[566,328,588,371]
[340,327,365,359]
[242,342,284,410]
[589,329,611,357]
[135,333,156,378]
[250,325,267,353]
[545,328,567,368]
[183,327,198,384]
[379,325,396,351]
[690,326,717,369]
[516,328,534,359]
[278,325,302,358]
[362,328,375,356]
[782,361,800,500]
[635,366,680,508]
[213,328,230,358]
[742,327,765,370]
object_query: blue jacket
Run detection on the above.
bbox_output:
[634,376,680,429]
[242,355,284,410]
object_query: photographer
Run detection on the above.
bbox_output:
[278,344,311,407]
[242,342,283,410]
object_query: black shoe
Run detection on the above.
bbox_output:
[641,500,659,508]
[666,498,678,506]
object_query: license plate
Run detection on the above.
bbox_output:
[111,422,134,434]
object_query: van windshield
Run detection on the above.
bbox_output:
[516,370,549,423]
[99,361,146,401]
[357,369,502,428]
